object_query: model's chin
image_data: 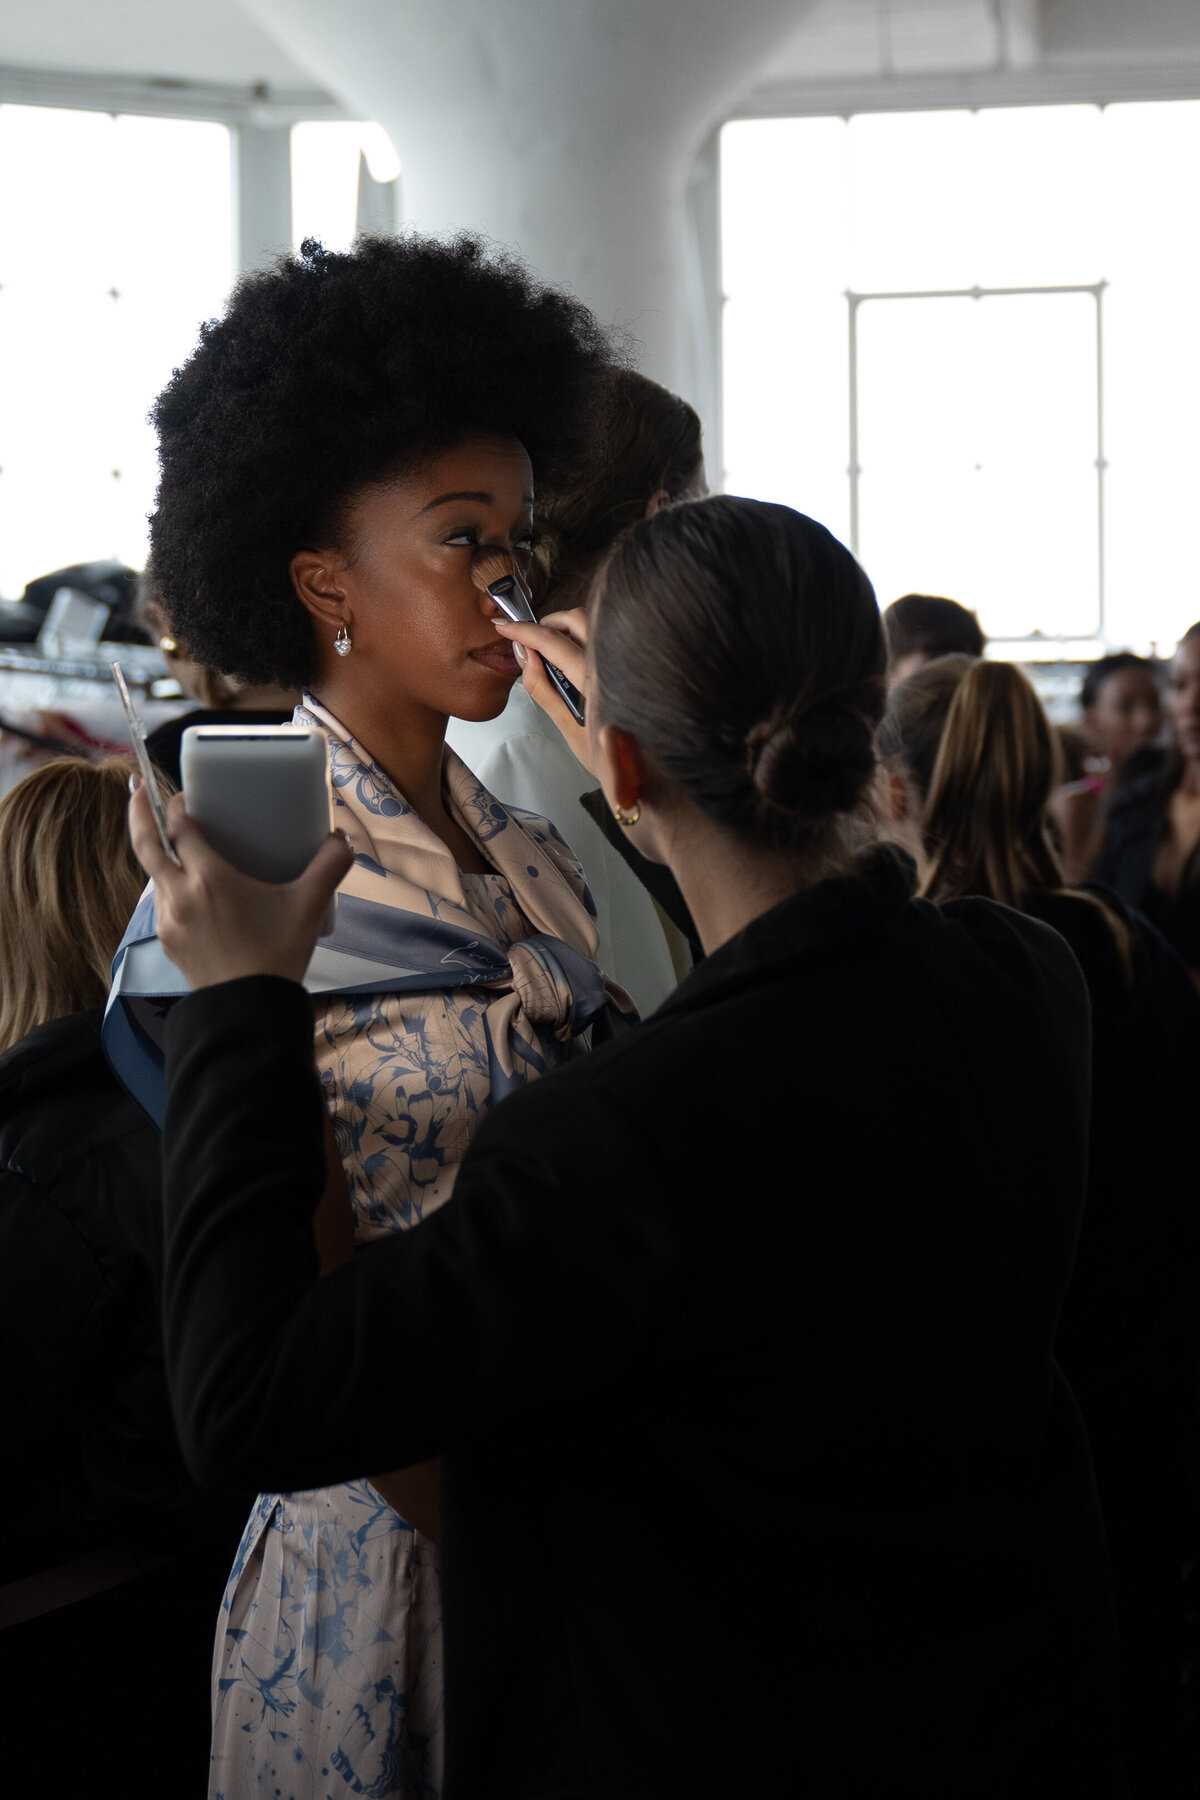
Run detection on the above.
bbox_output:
[454,665,522,723]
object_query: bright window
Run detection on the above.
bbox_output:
[0,106,233,600]
[721,101,1200,655]
[291,121,400,254]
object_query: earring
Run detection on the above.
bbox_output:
[157,635,180,656]
[333,624,352,657]
[613,801,641,828]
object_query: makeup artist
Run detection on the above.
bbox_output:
[134,495,1125,1798]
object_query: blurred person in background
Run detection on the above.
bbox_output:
[0,757,247,1788]
[136,568,300,788]
[134,497,1123,1798]
[1095,624,1200,981]
[881,590,984,684]
[1050,657,1161,882]
[1080,652,1163,787]
[879,655,1200,1796]
[448,365,707,1004]
[1050,721,1109,884]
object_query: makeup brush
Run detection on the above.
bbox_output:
[472,551,586,727]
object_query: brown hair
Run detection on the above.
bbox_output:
[920,661,1064,908]
[529,367,703,615]
[880,657,1061,908]
[880,658,1133,979]
[882,593,984,665]
[876,654,977,804]
[0,757,149,1053]
[591,495,885,855]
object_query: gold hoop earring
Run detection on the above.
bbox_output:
[613,801,641,828]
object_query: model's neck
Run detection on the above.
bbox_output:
[310,679,459,847]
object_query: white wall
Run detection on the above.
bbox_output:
[237,0,807,401]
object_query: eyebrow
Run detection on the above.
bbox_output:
[417,489,535,516]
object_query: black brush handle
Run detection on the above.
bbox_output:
[543,660,586,726]
[487,573,585,724]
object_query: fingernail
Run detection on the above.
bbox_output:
[334,829,352,846]
[513,644,528,666]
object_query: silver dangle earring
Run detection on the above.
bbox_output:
[334,623,352,657]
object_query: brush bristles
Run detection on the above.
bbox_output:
[471,549,513,592]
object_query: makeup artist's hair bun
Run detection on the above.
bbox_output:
[744,686,880,822]
[590,496,885,853]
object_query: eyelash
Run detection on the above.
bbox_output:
[446,528,539,551]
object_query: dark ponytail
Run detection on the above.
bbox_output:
[590,496,885,853]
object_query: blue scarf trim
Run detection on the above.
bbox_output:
[103,889,611,1126]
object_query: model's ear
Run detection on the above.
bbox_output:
[642,488,671,520]
[290,549,349,629]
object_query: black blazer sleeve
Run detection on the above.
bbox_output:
[162,977,676,1494]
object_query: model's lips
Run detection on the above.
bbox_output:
[469,644,521,675]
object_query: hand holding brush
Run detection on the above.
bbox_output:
[470,550,587,728]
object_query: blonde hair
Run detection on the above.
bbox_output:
[0,757,148,1053]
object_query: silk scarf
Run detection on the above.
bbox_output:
[104,696,634,1125]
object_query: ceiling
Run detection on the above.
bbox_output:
[759,0,1010,85]
[0,0,317,91]
[3,0,1200,111]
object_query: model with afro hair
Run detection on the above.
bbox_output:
[152,233,634,1800]
[151,233,612,692]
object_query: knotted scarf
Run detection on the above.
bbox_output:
[104,697,634,1137]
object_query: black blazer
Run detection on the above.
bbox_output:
[162,847,1123,1798]
[0,1008,203,1572]
[0,1007,248,1782]
[1025,886,1200,1783]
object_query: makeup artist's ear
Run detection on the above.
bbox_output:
[596,723,649,816]
[882,766,909,822]
[291,549,349,630]
[642,489,671,520]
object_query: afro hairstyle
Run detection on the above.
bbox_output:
[149,233,615,689]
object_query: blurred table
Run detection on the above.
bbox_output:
[0,645,190,797]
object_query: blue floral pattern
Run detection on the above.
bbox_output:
[319,874,543,1237]
[211,1485,442,1800]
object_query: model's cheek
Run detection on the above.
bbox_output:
[401,591,477,667]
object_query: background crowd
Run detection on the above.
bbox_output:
[1,230,1198,1800]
